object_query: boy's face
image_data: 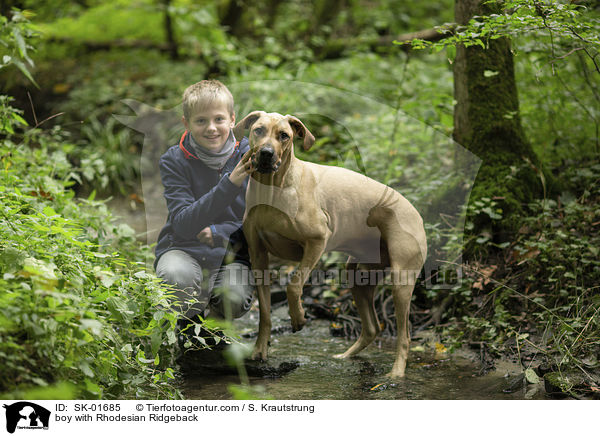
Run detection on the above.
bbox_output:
[183,102,235,152]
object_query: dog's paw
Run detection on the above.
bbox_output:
[290,317,306,333]
[251,349,268,361]
[385,370,406,378]
[385,364,407,378]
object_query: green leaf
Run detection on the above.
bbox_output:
[21,257,58,289]
[322,290,337,299]
[79,361,94,378]
[43,206,58,217]
[13,27,28,58]
[166,330,176,345]
[446,45,456,63]
[11,58,38,88]
[525,368,540,384]
[84,379,102,397]
[80,318,104,337]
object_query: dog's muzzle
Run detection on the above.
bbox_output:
[254,146,281,174]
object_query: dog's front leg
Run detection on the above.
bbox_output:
[287,239,326,332]
[253,273,271,361]
[245,225,271,361]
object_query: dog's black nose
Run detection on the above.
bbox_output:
[258,147,274,161]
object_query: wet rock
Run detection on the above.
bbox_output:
[270,287,288,305]
[244,360,300,378]
[177,348,237,375]
[534,363,555,377]
[240,324,294,338]
[543,372,586,397]
[177,347,299,379]
[306,301,338,320]
[502,373,525,394]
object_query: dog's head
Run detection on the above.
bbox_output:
[233,111,315,174]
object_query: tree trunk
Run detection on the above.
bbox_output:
[264,0,284,28]
[453,0,544,242]
[314,0,344,29]
[161,0,179,60]
[1,1,24,17]
[220,0,244,36]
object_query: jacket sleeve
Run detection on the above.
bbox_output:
[160,153,243,240]
[210,221,243,248]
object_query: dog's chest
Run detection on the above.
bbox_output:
[257,228,304,261]
[245,180,299,221]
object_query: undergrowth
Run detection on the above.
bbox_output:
[440,161,600,383]
[0,99,181,399]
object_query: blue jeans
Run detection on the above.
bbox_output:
[155,250,254,320]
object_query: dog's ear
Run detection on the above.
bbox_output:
[233,111,265,139]
[285,115,315,151]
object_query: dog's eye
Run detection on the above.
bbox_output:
[253,127,264,136]
[280,132,290,141]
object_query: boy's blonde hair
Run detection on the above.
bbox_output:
[182,80,234,119]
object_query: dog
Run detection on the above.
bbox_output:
[234,111,427,378]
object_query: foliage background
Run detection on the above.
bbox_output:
[1,0,599,398]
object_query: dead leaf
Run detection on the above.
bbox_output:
[53,83,71,94]
[129,193,144,204]
[472,265,497,290]
[516,248,541,265]
[434,342,447,353]
[370,383,384,391]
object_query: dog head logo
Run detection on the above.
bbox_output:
[3,402,50,433]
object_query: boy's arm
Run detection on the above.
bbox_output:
[209,221,243,248]
[160,154,243,240]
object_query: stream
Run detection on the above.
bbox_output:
[180,306,548,400]
[103,199,554,400]
[107,200,549,400]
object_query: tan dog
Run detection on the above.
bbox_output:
[235,111,427,378]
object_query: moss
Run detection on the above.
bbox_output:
[455,14,547,247]
[543,372,587,396]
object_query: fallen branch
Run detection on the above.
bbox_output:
[393,25,456,46]
[312,25,456,59]
[46,37,176,54]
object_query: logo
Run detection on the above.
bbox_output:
[3,402,50,434]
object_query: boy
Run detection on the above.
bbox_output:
[154,80,254,323]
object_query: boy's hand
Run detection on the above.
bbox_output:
[197,227,214,247]
[229,150,254,187]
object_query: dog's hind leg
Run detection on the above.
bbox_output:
[386,252,423,378]
[388,279,415,378]
[334,262,381,359]
[367,204,426,378]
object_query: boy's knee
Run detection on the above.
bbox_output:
[156,250,203,289]
[155,251,207,316]
[209,263,254,319]
[159,264,200,290]
[209,287,253,318]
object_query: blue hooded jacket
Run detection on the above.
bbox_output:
[154,131,250,270]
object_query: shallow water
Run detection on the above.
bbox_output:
[182,307,548,400]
